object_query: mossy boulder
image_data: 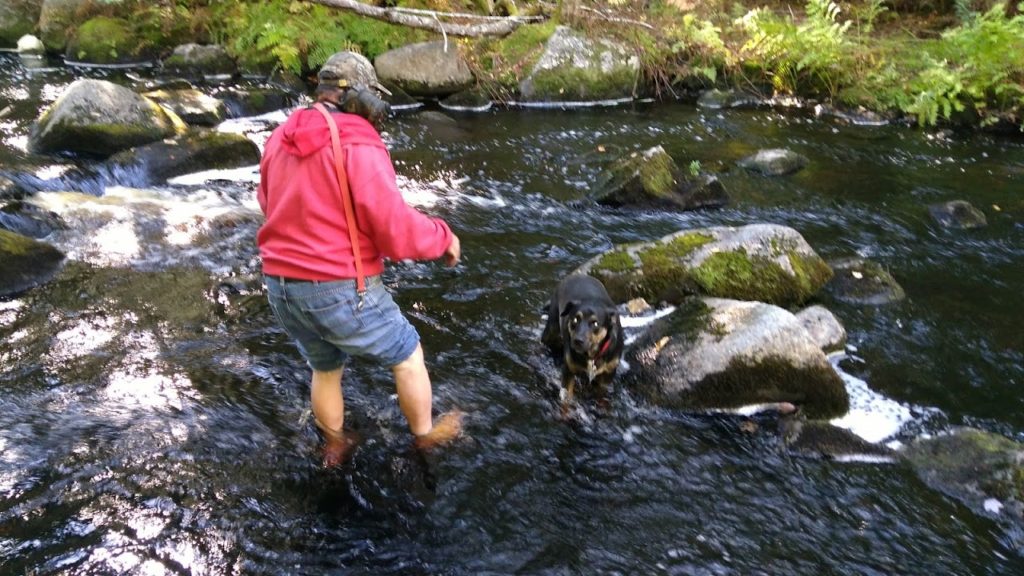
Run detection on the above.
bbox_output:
[106,131,260,184]
[162,43,237,78]
[65,16,139,64]
[928,200,988,229]
[143,88,226,127]
[825,257,906,306]
[0,228,65,297]
[28,79,185,158]
[517,26,639,103]
[625,297,850,419]
[737,148,809,176]
[589,145,728,211]
[0,0,43,48]
[578,223,833,307]
[901,427,1024,549]
[375,41,474,97]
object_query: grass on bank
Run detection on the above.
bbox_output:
[151,0,1024,128]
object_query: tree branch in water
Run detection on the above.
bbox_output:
[307,0,545,37]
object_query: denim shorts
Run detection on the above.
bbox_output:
[264,274,420,371]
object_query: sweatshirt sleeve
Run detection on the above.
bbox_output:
[345,144,453,261]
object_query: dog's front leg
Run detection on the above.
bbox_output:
[560,368,576,420]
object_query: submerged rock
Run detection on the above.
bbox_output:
[589,145,728,211]
[517,26,639,103]
[106,131,261,184]
[928,200,988,229]
[738,148,809,176]
[440,88,493,112]
[374,40,474,97]
[216,87,295,118]
[625,298,849,419]
[578,223,833,307]
[144,88,227,127]
[782,418,895,460]
[901,427,1024,551]
[28,79,185,158]
[0,228,65,297]
[825,257,906,306]
[696,88,762,110]
[0,201,64,238]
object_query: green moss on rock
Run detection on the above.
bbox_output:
[691,250,818,307]
[529,63,637,101]
[67,16,136,64]
[0,228,65,297]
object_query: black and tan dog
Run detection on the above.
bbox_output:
[541,274,624,416]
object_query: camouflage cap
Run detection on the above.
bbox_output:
[317,51,391,96]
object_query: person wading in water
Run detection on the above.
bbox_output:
[257,51,463,467]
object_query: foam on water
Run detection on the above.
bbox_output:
[828,351,918,443]
[29,185,261,272]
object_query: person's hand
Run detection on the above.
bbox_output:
[443,234,461,267]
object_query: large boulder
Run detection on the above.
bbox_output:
[28,79,185,158]
[374,41,474,97]
[578,223,833,307]
[0,0,43,48]
[162,43,237,78]
[518,26,639,103]
[143,88,226,127]
[589,145,728,211]
[625,298,850,419]
[38,0,92,53]
[106,131,260,184]
[0,228,65,297]
[901,427,1024,552]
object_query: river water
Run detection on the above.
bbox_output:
[1,52,1023,575]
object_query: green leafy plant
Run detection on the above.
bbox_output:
[737,0,854,97]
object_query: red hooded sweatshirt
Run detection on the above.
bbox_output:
[257,106,453,280]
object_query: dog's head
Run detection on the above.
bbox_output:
[561,301,620,359]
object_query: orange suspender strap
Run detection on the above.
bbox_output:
[313,102,367,296]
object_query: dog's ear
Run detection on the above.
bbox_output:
[561,300,580,318]
[606,307,621,326]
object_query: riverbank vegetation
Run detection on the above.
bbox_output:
[31,0,1024,129]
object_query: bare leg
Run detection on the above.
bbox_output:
[393,343,462,448]
[311,367,357,466]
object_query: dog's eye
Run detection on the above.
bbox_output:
[570,316,580,327]
[590,320,599,329]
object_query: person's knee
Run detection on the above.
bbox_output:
[392,343,425,374]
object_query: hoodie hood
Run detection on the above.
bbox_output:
[278,107,385,158]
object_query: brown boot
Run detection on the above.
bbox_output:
[413,409,464,450]
[316,419,360,468]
